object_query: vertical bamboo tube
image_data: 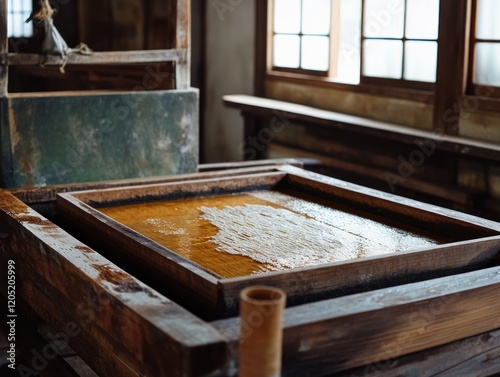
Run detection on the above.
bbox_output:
[239,286,286,377]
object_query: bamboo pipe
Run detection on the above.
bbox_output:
[239,286,286,377]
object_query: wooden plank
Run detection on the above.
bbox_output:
[329,328,500,377]
[223,95,500,162]
[175,0,190,88]
[219,236,500,313]
[267,144,476,206]
[277,165,500,237]
[0,189,228,376]
[10,166,286,203]
[0,0,7,97]
[212,266,500,376]
[62,171,285,206]
[4,49,187,66]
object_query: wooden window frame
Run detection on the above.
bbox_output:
[270,0,340,77]
[360,0,438,92]
[257,0,500,134]
[260,0,435,103]
[466,0,500,100]
[7,0,34,38]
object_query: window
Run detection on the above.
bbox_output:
[7,0,33,38]
[271,0,361,83]
[272,0,339,75]
[269,0,440,89]
[362,0,440,88]
[468,0,500,97]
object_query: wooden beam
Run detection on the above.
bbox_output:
[0,0,8,97]
[432,0,470,134]
[254,0,268,96]
[175,0,190,89]
[4,49,187,66]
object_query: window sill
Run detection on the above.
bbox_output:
[462,95,500,113]
[265,70,435,104]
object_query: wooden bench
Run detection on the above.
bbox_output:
[223,95,500,211]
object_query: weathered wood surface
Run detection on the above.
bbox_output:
[175,0,190,88]
[0,0,7,97]
[329,328,500,377]
[268,143,478,206]
[213,266,500,376]
[0,189,228,376]
[4,49,187,66]
[10,165,296,218]
[279,166,500,237]
[223,95,500,162]
[57,172,286,318]
[57,166,500,318]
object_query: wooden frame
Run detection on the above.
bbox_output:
[2,163,500,376]
[466,0,500,100]
[57,165,500,320]
[359,0,438,92]
[0,0,191,95]
[269,0,340,78]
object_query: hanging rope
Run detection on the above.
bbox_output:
[26,0,92,73]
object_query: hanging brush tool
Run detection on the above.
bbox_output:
[26,0,92,73]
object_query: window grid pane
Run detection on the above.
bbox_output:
[404,41,438,82]
[273,0,332,72]
[476,0,500,40]
[405,0,440,40]
[362,0,439,83]
[363,39,403,79]
[7,0,33,38]
[474,42,500,86]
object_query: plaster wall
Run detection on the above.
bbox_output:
[203,0,255,162]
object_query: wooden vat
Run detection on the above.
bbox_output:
[57,165,500,319]
[2,163,500,376]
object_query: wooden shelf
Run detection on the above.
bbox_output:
[2,49,188,66]
[223,94,500,162]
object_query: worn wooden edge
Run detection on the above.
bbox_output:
[2,49,188,66]
[0,189,229,376]
[212,266,500,375]
[59,171,287,206]
[278,165,500,236]
[329,328,500,377]
[223,94,500,162]
[10,165,287,206]
[218,236,500,313]
[267,143,479,206]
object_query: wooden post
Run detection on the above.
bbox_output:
[0,0,8,97]
[175,0,190,89]
[432,0,471,135]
